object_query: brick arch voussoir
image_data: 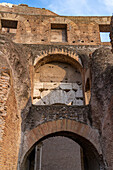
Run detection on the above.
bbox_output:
[34,47,83,68]
[21,119,101,166]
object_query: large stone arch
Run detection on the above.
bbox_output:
[33,48,84,106]
[20,119,102,168]
[34,47,83,69]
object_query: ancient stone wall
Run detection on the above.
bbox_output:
[91,48,113,169]
[0,68,10,140]
[0,8,111,45]
[0,35,31,170]
[0,3,57,16]
[0,64,20,169]
[0,37,111,170]
[110,16,113,52]
[0,4,113,170]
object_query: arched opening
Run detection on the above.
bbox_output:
[23,131,101,170]
[33,54,84,106]
[85,78,91,105]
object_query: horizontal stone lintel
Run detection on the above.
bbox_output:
[34,82,81,90]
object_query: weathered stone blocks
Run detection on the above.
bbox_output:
[33,83,83,105]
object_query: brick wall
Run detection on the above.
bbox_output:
[0,9,111,45]
[0,5,112,169]
[41,136,82,170]
[0,68,10,141]
[0,68,21,169]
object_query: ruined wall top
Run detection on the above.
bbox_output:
[0,3,111,46]
[0,3,58,16]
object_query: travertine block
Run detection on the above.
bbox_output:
[73,98,77,105]
[43,82,60,90]
[33,89,40,97]
[34,82,43,89]
[49,90,67,104]
[76,99,83,105]
[59,83,72,90]
[72,83,79,90]
[76,89,83,98]
[41,90,51,98]
[66,90,76,105]
[33,98,45,105]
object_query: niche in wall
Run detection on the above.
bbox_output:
[1,19,18,34]
[33,61,83,105]
[51,24,67,42]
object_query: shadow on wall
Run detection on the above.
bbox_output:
[26,136,82,170]
[33,61,84,106]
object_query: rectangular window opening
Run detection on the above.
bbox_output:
[1,19,18,34]
[100,32,110,42]
[51,24,67,43]
[99,24,110,42]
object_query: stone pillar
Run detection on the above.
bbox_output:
[91,47,113,170]
[34,143,42,170]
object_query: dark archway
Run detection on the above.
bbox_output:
[22,130,103,170]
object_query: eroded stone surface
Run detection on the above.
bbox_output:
[0,3,113,170]
[0,69,10,141]
[33,62,83,106]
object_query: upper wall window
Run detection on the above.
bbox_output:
[99,24,110,42]
[1,19,18,34]
[51,24,67,42]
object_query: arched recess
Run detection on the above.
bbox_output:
[84,69,91,105]
[85,78,91,105]
[20,119,103,170]
[33,49,85,106]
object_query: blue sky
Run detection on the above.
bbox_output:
[0,0,113,16]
